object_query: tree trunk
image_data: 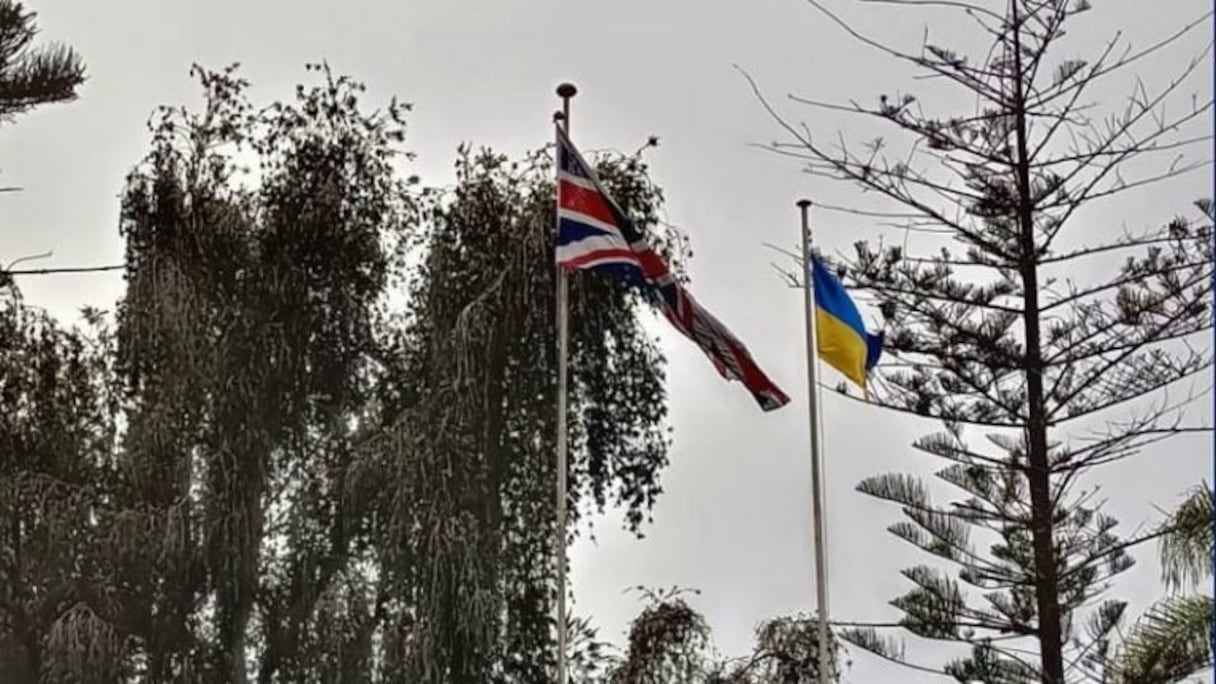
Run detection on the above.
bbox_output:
[1010,3,1065,681]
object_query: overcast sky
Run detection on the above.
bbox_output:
[2,1,1212,681]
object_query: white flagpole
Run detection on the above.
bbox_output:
[554,81,577,684]
[798,199,833,684]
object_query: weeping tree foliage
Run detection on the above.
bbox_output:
[1107,484,1214,683]
[4,62,679,682]
[0,304,121,682]
[0,0,85,123]
[605,587,714,684]
[114,61,414,682]
[749,1,1213,681]
[353,134,678,682]
[586,587,840,683]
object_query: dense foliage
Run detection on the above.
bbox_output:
[582,588,839,683]
[1,63,678,683]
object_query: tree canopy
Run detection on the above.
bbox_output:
[1,62,680,683]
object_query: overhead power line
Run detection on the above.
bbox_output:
[3,264,125,276]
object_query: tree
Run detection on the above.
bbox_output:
[0,0,85,123]
[589,587,840,683]
[0,303,120,682]
[1108,484,1213,683]
[114,61,416,682]
[2,61,679,681]
[0,6,96,670]
[747,1,1213,681]
[357,134,677,683]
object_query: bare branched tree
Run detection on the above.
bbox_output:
[746,1,1213,681]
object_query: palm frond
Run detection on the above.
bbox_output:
[1158,484,1214,591]
[1108,595,1213,684]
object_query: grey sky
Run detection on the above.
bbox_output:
[2,1,1212,681]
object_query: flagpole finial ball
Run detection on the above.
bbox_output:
[796,199,813,209]
[556,83,578,99]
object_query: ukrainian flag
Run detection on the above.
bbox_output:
[810,255,883,389]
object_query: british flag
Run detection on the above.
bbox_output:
[555,125,790,412]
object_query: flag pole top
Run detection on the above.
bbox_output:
[556,82,578,99]
[796,199,813,209]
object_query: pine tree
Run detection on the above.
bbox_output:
[0,0,84,123]
[747,1,1213,680]
[0,0,85,197]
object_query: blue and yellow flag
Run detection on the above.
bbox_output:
[810,255,883,389]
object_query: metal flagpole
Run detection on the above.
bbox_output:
[554,81,577,684]
[797,199,833,684]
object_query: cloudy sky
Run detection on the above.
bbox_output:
[2,1,1212,681]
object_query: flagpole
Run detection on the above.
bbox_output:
[798,199,833,684]
[554,81,577,684]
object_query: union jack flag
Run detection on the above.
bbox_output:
[555,125,790,412]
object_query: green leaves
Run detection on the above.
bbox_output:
[1100,486,1215,682]
[1108,596,1213,684]
[943,641,1040,684]
[80,60,676,682]
[894,566,967,640]
[1158,485,1214,591]
[603,588,841,683]
[0,304,120,681]
[0,1,85,123]
[385,139,674,681]
[611,589,711,684]
[107,62,419,681]
[838,626,904,665]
